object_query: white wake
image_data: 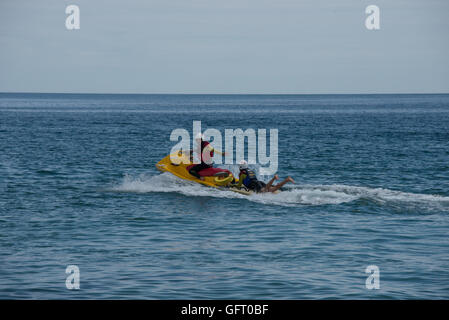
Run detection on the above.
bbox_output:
[109,173,449,210]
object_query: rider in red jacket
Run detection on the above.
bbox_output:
[189,133,223,180]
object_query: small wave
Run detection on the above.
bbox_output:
[108,173,449,210]
[311,184,449,210]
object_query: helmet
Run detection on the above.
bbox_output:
[239,160,248,170]
[195,133,205,140]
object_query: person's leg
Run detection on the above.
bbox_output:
[189,165,201,179]
[189,163,211,180]
[262,175,279,191]
[267,176,295,193]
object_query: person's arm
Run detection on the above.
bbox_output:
[213,149,227,156]
[207,145,227,156]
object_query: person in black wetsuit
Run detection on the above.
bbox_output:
[233,160,295,193]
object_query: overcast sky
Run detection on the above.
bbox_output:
[0,0,448,94]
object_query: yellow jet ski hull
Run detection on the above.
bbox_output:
[155,151,238,189]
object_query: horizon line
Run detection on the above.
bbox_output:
[1,91,449,96]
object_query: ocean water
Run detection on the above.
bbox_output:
[1,93,449,299]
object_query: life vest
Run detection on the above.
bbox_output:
[200,140,214,164]
[240,168,258,187]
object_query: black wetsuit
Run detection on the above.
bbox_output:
[240,168,266,193]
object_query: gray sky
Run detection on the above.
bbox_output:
[0,0,448,94]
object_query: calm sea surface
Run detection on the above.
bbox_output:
[1,93,449,299]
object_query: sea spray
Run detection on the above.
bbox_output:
[109,173,449,210]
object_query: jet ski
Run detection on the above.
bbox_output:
[156,150,252,195]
